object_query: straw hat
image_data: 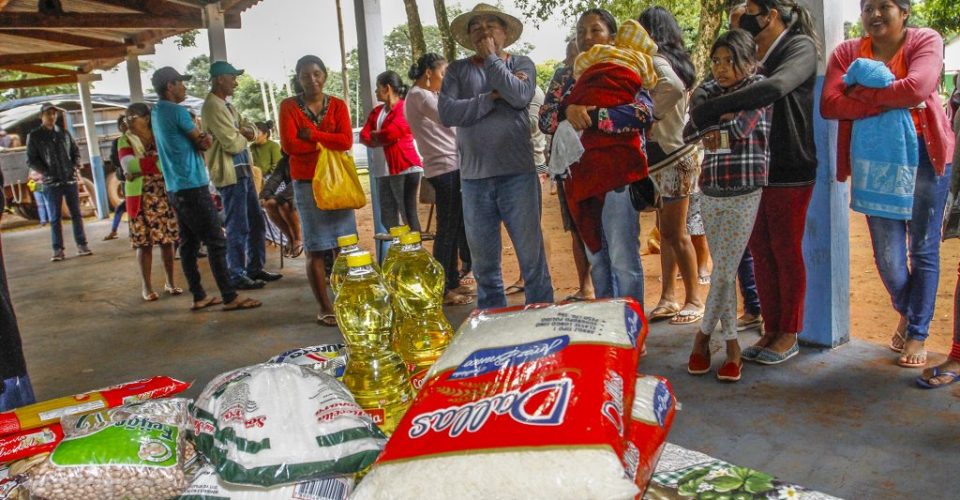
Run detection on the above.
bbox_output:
[449,3,523,50]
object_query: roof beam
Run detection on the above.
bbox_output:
[0,73,101,91]
[85,0,200,17]
[2,64,81,76]
[0,29,125,48]
[0,46,133,67]
[0,12,206,29]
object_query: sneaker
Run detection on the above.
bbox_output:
[51,251,65,262]
[230,275,266,290]
[77,245,93,256]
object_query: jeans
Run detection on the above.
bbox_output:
[0,375,35,412]
[111,200,126,233]
[46,182,87,252]
[866,147,950,341]
[428,170,471,291]
[737,248,761,316]
[219,176,266,282]
[34,190,51,224]
[461,172,553,309]
[169,186,236,304]
[378,173,422,232]
[586,188,644,306]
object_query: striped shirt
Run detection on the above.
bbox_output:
[684,74,772,197]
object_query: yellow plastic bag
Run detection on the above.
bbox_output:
[312,146,366,210]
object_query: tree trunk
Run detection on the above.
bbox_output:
[403,0,427,64]
[335,0,349,103]
[434,0,457,63]
[692,0,739,82]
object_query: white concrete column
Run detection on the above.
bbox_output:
[267,81,280,126]
[799,0,849,348]
[355,0,388,255]
[259,80,270,122]
[204,2,227,62]
[77,75,109,219]
[125,54,144,102]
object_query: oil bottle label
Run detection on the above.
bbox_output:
[364,408,386,426]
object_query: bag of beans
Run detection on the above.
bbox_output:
[352,299,675,500]
[24,399,193,500]
[191,363,384,487]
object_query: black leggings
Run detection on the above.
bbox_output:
[378,172,421,232]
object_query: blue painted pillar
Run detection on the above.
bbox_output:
[354,0,389,261]
[799,0,849,348]
[77,77,109,220]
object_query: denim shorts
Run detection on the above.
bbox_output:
[292,180,358,252]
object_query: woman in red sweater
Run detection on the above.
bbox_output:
[279,55,357,327]
[360,70,424,233]
[822,0,955,368]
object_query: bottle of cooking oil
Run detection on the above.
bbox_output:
[330,234,366,295]
[381,225,411,279]
[334,251,414,434]
[384,231,454,388]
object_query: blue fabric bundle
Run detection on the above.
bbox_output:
[844,58,919,220]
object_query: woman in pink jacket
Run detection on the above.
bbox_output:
[360,70,424,233]
[822,0,955,369]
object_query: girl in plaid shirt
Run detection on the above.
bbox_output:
[683,30,773,383]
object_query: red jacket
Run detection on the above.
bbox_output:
[359,100,422,175]
[821,28,955,181]
[279,95,353,181]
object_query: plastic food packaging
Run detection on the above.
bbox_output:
[0,425,63,465]
[352,299,675,500]
[191,363,385,487]
[267,344,348,379]
[177,463,353,500]
[0,376,190,436]
[24,398,193,500]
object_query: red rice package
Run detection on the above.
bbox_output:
[0,376,190,436]
[352,299,675,500]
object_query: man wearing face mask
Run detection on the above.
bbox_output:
[689,0,819,366]
[439,3,553,310]
[202,61,281,291]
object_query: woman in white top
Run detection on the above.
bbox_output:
[640,7,705,325]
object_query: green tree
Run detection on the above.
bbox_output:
[535,59,562,91]
[0,70,80,103]
[184,55,211,98]
[231,74,269,123]
[914,0,959,37]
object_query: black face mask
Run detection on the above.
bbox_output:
[739,13,767,37]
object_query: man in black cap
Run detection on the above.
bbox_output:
[26,102,92,261]
[151,66,261,311]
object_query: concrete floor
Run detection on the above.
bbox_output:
[4,220,959,499]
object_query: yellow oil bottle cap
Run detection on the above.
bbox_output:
[399,231,422,245]
[389,225,411,237]
[346,252,373,268]
[337,234,359,247]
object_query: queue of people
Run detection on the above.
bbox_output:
[17,0,959,388]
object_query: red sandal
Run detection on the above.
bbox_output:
[716,360,743,382]
[687,352,711,375]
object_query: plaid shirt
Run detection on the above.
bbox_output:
[684,74,772,196]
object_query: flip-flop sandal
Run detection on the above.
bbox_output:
[459,272,476,288]
[670,309,704,325]
[889,330,907,353]
[916,367,960,389]
[897,350,927,368]
[142,292,159,302]
[223,297,262,311]
[164,284,184,296]
[563,294,593,303]
[316,313,338,327]
[504,284,525,295]
[443,292,474,306]
[648,302,681,322]
[289,242,304,258]
[190,296,223,311]
[697,274,711,285]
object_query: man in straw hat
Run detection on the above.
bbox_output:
[439,3,553,310]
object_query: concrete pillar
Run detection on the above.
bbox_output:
[799,0,849,348]
[268,81,280,127]
[204,2,227,62]
[77,76,109,219]
[125,54,144,102]
[354,0,389,259]
[259,80,271,122]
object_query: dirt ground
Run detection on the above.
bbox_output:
[380,183,959,357]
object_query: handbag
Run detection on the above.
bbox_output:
[312,145,366,211]
[628,177,661,213]
[943,192,960,241]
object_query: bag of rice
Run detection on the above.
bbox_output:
[24,398,193,500]
[191,363,384,487]
[624,375,677,494]
[267,344,347,379]
[352,298,674,500]
[177,463,353,500]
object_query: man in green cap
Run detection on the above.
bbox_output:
[202,60,281,291]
